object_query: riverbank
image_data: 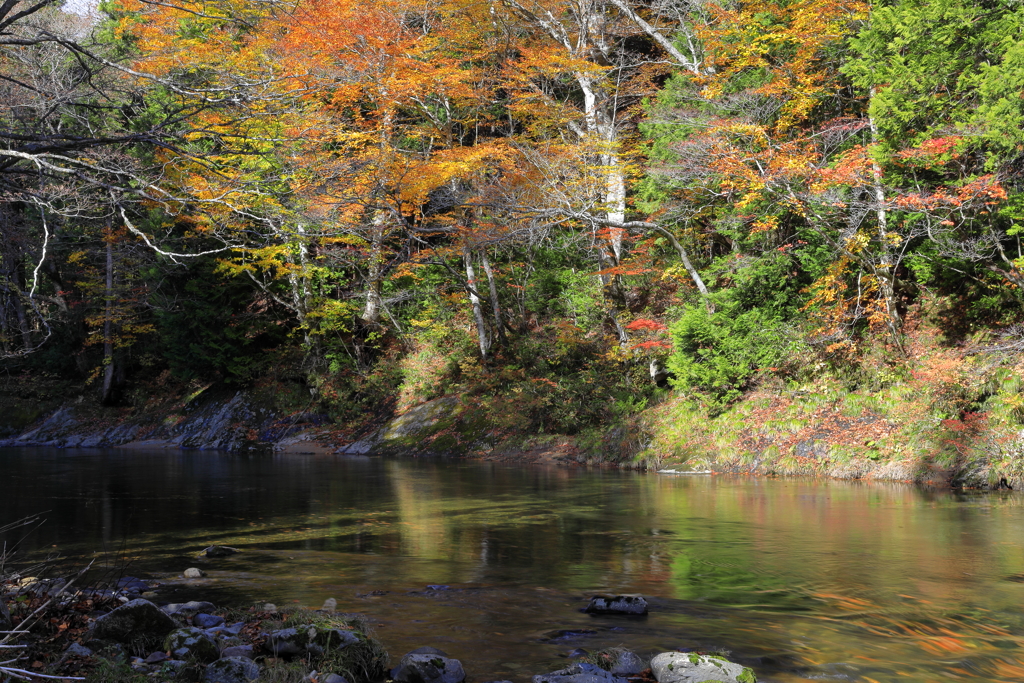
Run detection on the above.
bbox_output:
[2,307,1021,488]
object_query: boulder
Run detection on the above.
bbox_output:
[184,568,207,579]
[199,546,240,559]
[532,662,617,683]
[204,656,261,683]
[90,599,178,649]
[650,652,756,683]
[266,623,363,659]
[584,595,648,615]
[392,648,466,683]
[165,627,220,663]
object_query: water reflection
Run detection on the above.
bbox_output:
[2,448,1024,682]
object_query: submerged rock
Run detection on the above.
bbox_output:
[584,595,648,615]
[392,647,466,683]
[90,599,178,649]
[650,652,756,683]
[199,546,240,559]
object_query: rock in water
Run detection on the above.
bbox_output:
[584,594,648,615]
[204,656,260,683]
[164,627,219,663]
[650,652,756,683]
[161,601,217,617]
[532,662,617,683]
[392,648,466,683]
[90,599,178,650]
[199,546,240,559]
[184,568,206,578]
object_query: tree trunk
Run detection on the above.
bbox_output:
[464,245,490,360]
[868,98,903,353]
[101,233,116,406]
[480,250,507,347]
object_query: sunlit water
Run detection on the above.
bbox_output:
[3,447,1024,682]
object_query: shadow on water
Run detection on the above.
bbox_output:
[3,447,1024,682]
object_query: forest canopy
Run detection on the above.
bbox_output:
[1,0,1022,432]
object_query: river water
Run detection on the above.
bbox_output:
[3,447,1024,682]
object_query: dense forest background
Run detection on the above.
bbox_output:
[1,0,1023,475]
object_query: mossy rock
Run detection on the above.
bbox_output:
[164,627,219,663]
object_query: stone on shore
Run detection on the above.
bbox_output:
[609,650,646,676]
[194,613,225,629]
[650,652,756,683]
[90,599,178,649]
[203,656,260,683]
[165,627,220,663]
[322,597,338,611]
[392,647,466,683]
[584,594,648,615]
[532,662,617,683]
[161,601,217,617]
[0,597,11,631]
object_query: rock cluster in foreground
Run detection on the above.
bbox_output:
[0,581,757,683]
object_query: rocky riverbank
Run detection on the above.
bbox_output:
[0,553,758,683]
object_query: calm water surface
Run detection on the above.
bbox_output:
[3,447,1024,682]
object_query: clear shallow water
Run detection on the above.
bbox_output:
[3,447,1024,682]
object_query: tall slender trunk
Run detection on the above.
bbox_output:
[480,250,507,347]
[868,98,903,352]
[101,231,116,405]
[362,212,386,325]
[464,245,489,360]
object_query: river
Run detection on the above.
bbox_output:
[2,447,1023,682]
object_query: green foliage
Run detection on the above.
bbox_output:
[667,305,803,412]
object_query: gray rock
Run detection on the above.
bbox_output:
[532,662,617,683]
[584,594,648,615]
[90,599,179,649]
[165,627,220,663]
[265,627,308,657]
[323,675,349,683]
[650,652,756,683]
[220,645,254,660]
[194,613,225,629]
[262,603,278,613]
[0,598,11,631]
[199,546,240,559]
[322,597,337,611]
[392,650,466,683]
[610,651,646,676]
[161,601,217,617]
[204,656,260,683]
[64,643,94,658]
[184,568,206,578]
[144,652,170,664]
